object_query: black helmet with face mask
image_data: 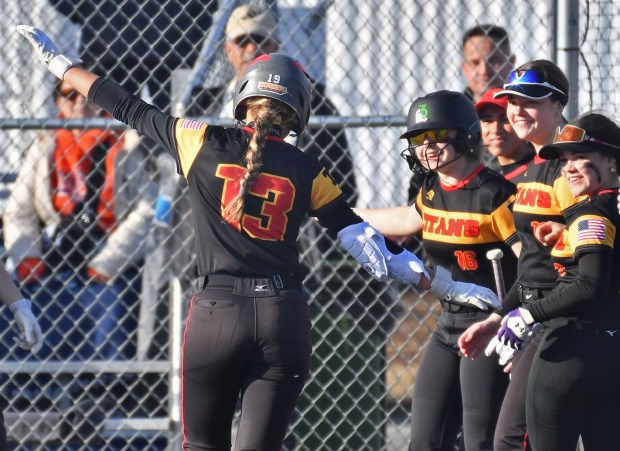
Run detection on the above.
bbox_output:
[400,90,482,173]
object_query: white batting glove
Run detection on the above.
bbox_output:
[498,308,537,349]
[16,25,81,79]
[9,299,43,353]
[485,335,517,365]
[337,222,388,281]
[485,322,542,364]
[384,248,429,285]
[429,266,501,311]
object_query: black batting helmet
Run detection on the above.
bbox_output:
[400,90,482,154]
[233,53,313,135]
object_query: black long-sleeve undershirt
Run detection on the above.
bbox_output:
[527,249,613,322]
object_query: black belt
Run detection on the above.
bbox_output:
[198,273,302,292]
[439,298,481,314]
[566,320,620,338]
[518,284,553,304]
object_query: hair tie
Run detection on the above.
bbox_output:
[239,186,248,196]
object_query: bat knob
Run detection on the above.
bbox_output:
[486,249,504,260]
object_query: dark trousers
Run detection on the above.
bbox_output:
[409,309,509,451]
[493,328,543,451]
[527,322,620,451]
[494,285,551,451]
[181,279,311,451]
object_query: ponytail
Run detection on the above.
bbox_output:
[224,98,298,223]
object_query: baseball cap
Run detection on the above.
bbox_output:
[226,4,278,43]
[494,69,568,105]
[474,88,508,114]
[539,124,620,160]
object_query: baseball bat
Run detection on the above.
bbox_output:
[486,248,505,302]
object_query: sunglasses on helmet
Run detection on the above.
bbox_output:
[407,129,450,147]
[554,124,620,149]
[504,69,566,96]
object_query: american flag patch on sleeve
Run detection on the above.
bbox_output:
[577,218,606,241]
[180,119,203,130]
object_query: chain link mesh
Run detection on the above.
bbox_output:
[0,0,616,449]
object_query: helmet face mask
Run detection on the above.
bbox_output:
[233,53,313,135]
[400,91,482,173]
[401,134,465,174]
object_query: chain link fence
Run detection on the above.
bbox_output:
[0,0,617,449]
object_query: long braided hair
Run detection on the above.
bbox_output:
[224,97,301,223]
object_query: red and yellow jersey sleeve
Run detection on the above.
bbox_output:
[175,119,208,176]
[310,168,342,211]
[569,214,616,250]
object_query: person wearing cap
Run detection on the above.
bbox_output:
[501,113,620,451]
[458,59,585,451]
[475,87,534,181]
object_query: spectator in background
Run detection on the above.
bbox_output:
[475,87,534,179]
[2,78,157,443]
[189,3,355,197]
[461,24,516,102]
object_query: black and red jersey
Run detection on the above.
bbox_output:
[511,155,585,289]
[498,151,535,184]
[90,78,351,279]
[415,164,519,291]
[531,190,620,327]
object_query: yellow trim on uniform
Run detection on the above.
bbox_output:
[420,198,517,245]
[513,177,584,216]
[175,119,208,177]
[568,214,616,249]
[550,229,574,258]
[310,168,342,210]
[491,196,518,242]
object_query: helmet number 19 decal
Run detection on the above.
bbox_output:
[258,73,287,95]
[267,73,281,83]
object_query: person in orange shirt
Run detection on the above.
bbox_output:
[2,76,157,441]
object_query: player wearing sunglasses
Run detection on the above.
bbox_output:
[357,90,521,450]
[513,113,620,450]
[459,59,585,451]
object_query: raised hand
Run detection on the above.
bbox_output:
[429,266,501,311]
[16,25,81,79]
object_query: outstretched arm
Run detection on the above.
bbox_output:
[354,204,423,237]
[17,25,98,93]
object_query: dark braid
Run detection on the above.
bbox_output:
[224,97,299,224]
